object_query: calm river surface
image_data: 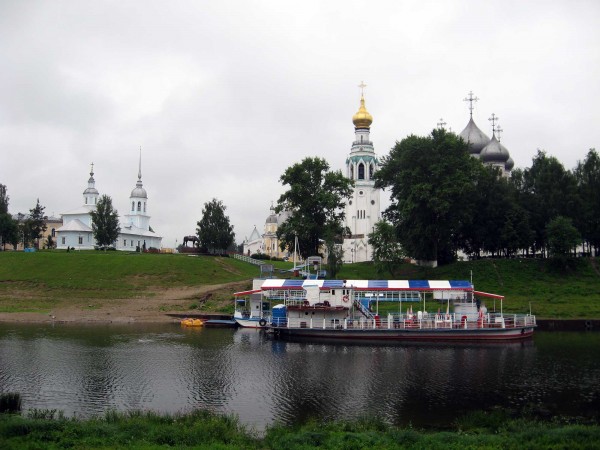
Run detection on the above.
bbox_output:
[0,323,598,430]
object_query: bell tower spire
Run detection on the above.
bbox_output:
[83,162,99,206]
[343,82,380,263]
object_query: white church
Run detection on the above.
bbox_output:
[56,157,162,251]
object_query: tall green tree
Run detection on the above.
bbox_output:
[324,238,344,279]
[376,129,480,266]
[0,184,17,250]
[574,149,600,256]
[26,199,47,248]
[547,216,581,261]
[196,198,235,254]
[519,150,577,256]
[90,195,121,249]
[0,213,18,251]
[368,220,405,277]
[0,184,9,215]
[275,157,353,259]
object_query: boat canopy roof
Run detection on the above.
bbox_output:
[246,279,473,292]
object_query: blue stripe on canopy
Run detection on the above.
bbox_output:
[368,280,388,289]
[282,280,304,288]
[409,280,430,288]
[449,280,472,289]
[323,280,344,288]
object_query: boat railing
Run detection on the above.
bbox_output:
[273,312,536,330]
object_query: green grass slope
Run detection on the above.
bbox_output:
[1,252,599,318]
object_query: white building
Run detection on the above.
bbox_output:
[56,158,162,251]
[242,206,291,259]
[342,88,381,263]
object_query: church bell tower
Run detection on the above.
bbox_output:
[342,82,380,263]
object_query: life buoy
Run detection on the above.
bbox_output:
[259,319,267,327]
[342,295,349,303]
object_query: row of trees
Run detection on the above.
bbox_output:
[0,184,48,250]
[268,130,598,275]
[373,128,599,267]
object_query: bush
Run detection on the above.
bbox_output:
[0,392,21,414]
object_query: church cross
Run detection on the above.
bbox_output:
[437,118,447,129]
[90,162,94,176]
[463,91,479,118]
[488,113,499,134]
[358,81,367,97]
[496,125,503,142]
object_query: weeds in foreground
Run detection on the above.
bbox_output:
[0,408,599,449]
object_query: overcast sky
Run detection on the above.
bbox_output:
[1,0,598,248]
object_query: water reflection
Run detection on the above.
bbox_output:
[0,323,598,430]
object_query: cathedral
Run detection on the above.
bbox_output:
[458,91,514,176]
[242,88,514,264]
[56,156,162,251]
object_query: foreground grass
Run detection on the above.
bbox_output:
[0,409,598,449]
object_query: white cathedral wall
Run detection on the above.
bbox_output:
[56,231,94,250]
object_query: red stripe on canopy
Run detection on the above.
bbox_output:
[474,290,504,300]
[233,289,261,296]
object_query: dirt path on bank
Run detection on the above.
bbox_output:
[0,280,251,325]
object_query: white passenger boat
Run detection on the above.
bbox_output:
[235,279,536,342]
[233,281,271,328]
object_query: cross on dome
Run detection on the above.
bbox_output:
[488,113,499,134]
[463,91,479,118]
[437,118,447,129]
[496,125,503,141]
[358,81,367,97]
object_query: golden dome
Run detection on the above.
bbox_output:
[352,95,373,128]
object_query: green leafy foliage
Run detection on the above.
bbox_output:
[574,148,600,255]
[368,220,405,277]
[196,198,235,254]
[90,195,121,249]
[376,129,479,265]
[25,199,47,248]
[276,157,353,258]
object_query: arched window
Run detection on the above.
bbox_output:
[132,202,135,212]
[358,163,365,180]
[143,202,146,213]
[137,201,141,212]
[350,165,354,179]
[85,198,88,205]
[369,163,374,179]
[51,228,56,237]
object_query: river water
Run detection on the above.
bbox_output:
[0,323,598,430]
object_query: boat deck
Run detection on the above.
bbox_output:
[273,312,536,331]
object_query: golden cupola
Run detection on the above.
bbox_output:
[352,95,373,129]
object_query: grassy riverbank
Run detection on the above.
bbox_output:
[0,251,599,319]
[1,409,598,449]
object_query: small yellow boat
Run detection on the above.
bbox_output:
[180,318,204,327]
